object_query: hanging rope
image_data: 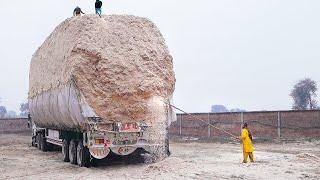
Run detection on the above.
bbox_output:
[167,102,239,140]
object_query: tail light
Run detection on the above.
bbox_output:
[95,138,104,144]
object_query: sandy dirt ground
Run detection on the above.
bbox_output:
[0,133,319,180]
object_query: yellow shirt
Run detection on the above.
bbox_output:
[240,128,254,152]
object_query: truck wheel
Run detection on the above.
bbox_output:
[37,134,41,150]
[165,137,171,156]
[69,139,78,165]
[41,135,48,152]
[62,139,70,162]
[31,136,36,147]
[77,141,90,167]
[126,148,146,164]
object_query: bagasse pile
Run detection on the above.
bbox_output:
[29,15,175,123]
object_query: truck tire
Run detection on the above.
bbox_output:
[125,148,146,164]
[62,139,70,162]
[40,135,48,152]
[165,137,170,156]
[69,139,78,165]
[77,141,90,167]
[37,133,41,150]
[31,136,36,147]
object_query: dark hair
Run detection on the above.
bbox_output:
[243,123,248,128]
[243,123,252,140]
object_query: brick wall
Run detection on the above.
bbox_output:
[0,118,29,133]
[2,111,320,140]
[169,110,320,140]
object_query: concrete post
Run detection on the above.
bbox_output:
[277,111,281,138]
[208,113,211,138]
[240,112,244,131]
[179,114,182,135]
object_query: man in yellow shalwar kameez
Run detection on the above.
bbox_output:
[240,123,254,163]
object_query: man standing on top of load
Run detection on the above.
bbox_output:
[95,0,103,17]
[73,6,85,16]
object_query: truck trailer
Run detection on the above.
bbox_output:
[28,15,176,167]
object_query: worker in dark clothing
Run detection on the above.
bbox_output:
[27,113,31,128]
[73,6,85,16]
[95,0,103,17]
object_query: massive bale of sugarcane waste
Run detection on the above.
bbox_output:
[29,15,176,132]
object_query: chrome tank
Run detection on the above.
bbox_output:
[28,81,97,131]
[29,80,176,132]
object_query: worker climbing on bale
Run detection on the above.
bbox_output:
[73,6,85,16]
[240,123,254,163]
[95,0,103,17]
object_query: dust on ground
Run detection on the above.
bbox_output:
[0,133,319,180]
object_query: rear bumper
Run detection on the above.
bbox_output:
[84,121,168,159]
[87,127,161,159]
[88,138,162,159]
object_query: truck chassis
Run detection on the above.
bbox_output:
[31,118,169,167]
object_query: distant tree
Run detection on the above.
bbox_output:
[5,111,17,118]
[19,102,29,117]
[0,106,7,118]
[290,78,318,110]
[211,105,228,113]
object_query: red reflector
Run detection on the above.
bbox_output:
[95,138,104,144]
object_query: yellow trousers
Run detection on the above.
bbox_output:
[243,152,254,163]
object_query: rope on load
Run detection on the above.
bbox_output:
[166,102,239,139]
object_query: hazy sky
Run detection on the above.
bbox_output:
[0,0,319,113]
